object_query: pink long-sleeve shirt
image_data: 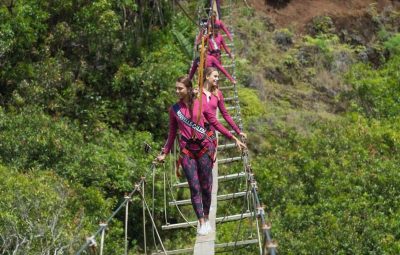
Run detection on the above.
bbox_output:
[203,90,241,135]
[188,54,235,83]
[208,33,231,56]
[195,19,233,45]
[162,98,234,154]
[213,20,233,41]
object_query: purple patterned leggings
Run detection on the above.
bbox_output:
[181,144,215,219]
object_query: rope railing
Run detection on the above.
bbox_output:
[75,164,158,255]
[241,149,277,255]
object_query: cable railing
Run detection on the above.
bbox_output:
[74,1,277,254]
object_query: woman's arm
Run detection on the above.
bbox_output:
[210,56,235,83]
[203,105,233,139]
[161,107,178,155]
[219,21,233,41]
[217,91,241,135]
[220,35,232,58]
[188,58,199,80]
[204,106,247,150]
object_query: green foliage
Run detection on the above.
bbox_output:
[303,34,340,55]
[384,33,400,55]
[0,108,157,192]
[0,0,182,136]
[1,0,400,254]
[0,165,119,254]
[309,16,335,35]
[346,54,400,118]
[253,115,400,254]
[238,88,264,119]
[233,2,400,254]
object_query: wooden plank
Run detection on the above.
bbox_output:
[217,156,242,164]
[172,171,245,188]
[169,191,248,206]
[151,247,192,255]
[161,209,254,230]
[215,239,259,249]
[151,239,259,255]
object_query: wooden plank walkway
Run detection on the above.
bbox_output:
[193,153,218,255]
[193,104,219,255]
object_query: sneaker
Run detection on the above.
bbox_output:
[205,220,213,233]
[197,223,208,236]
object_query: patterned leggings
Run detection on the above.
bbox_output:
[181,144,215,219]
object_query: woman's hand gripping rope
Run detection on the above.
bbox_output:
[154,153,166,164]
[144,142,166,164]
[233,136,247,151]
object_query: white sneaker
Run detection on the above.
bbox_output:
[205,220,213,233]
[197,223,208,236]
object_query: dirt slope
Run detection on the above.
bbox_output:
[248,0,398,33]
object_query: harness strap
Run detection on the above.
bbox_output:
[181,147,209,160]
[172,103,216,141]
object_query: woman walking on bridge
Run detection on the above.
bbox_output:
[188,52,236,84]
[202,67,246,140]
[156,76,246,236]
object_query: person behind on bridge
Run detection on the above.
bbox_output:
[210,0,223,20]
[195,11,232,44]
[195,18,233,63]
[207,24,233,63]
[202,67,246,141]
[188,52,236,84]
[210,11,233,41]
[156,76,246,236]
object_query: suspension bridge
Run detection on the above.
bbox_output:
[75,1,277,254]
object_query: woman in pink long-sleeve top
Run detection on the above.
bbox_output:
[196,23,233,63]
[156,76,246,236]
[210,11,232,41]
[188,53,236,84]
[207,26,233,63]
[202,67,247,139]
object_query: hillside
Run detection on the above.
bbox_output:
[249,0,399,33]
[232,0,400,253]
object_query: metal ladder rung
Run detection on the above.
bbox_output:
[224,96,238,102]
[161,212,255,230]
[222,32,235,37]
[151,239,258,255]
[217,143,236,150]
[222,53,234,58]
[151,247,193,255]
[226,105,239,111]
[216,129,236,135]
[173,172,246,188]
[217,156,242,164]
[219,85,235,90]
[169,191,248,206]
[218,76,237,82]
[215,239,259,249]
[218,115,240,122]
